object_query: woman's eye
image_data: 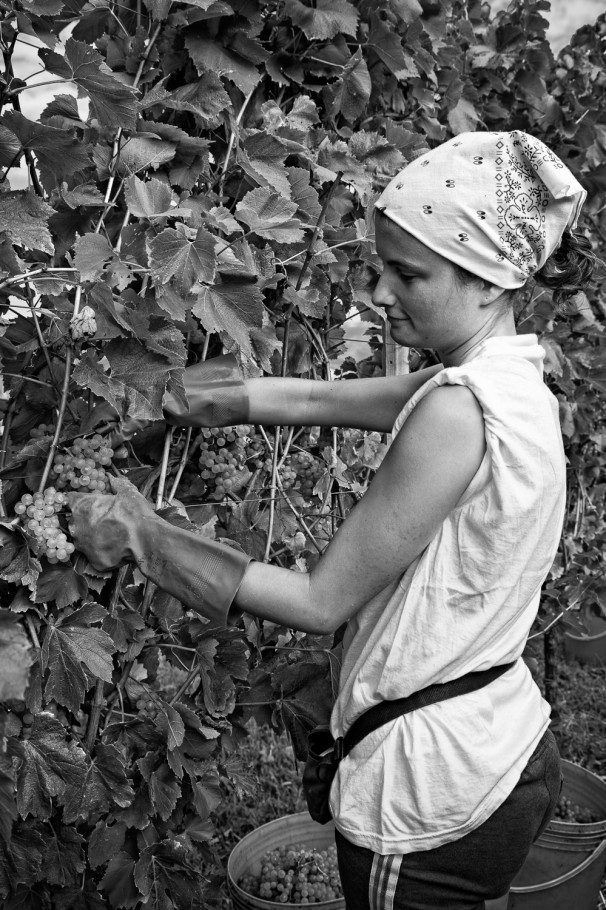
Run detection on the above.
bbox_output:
[397,272,414,281]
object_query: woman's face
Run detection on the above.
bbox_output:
[372,216,488,356]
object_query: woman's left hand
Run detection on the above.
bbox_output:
[67,476,156,572]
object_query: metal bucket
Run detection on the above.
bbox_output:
[487,760,606,909]
[227,812,345,910]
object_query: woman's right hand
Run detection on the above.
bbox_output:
[162,354,249,428]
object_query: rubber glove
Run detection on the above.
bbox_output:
[104,354,249,446]
[163,353,249,428]
[67,476,252,625]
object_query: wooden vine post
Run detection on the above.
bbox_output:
[383,324,409,380]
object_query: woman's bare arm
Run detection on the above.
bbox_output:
[234,383,485,632]
[245,364,443,432]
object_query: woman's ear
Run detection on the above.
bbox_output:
[481,283,508,307]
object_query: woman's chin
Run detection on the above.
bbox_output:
[387,319,415,346]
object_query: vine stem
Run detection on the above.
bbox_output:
[25,614,40,650]
[156,427,173,509]
[168,662,200,706]
[0,267,77,292]
[36,288,81,493]
[26,285,78,420]
[217,87,255,200]
[167,427,192,503]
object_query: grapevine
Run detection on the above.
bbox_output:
[238,842,343,904]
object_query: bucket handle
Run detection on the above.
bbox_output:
[511,838,606,893]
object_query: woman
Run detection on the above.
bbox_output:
[69,131,596,909]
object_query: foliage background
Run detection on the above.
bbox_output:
[0,0,605,907]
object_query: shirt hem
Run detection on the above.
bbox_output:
[331,720,550,856]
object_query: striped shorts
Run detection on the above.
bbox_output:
[334,729,561,910]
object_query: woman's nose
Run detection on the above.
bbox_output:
[372,273,395,310]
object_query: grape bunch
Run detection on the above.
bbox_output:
[29,423,55,439]
[14,487,75,563]
[238,842,343,904]
[197,425,252,498]
[554,795,599,824]
[49,435,113,493]
[287,451,324,499]
[134,694,161,720]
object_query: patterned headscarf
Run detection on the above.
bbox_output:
[375,131,586,289]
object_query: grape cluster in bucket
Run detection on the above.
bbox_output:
[238,842,342,904]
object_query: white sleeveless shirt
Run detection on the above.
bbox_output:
[329,334,566,855]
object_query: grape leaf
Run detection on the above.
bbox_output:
[191,771,223,818]
[149,225,216,295]
[0,611,33,702]
[134,843,199,910]
[0,124,21,168]
[154,705,185,751]
[62,183,106,208]
[348,130,405,175]
[124,176,173,220]
[0,111,90,192]
[0,191,55,255]
[93,135,177,178]
[3,820,46,889]
[74,233,116,282]
[448,97,481,134]
[98,851,140,909]
[185,35,262,95]
[33,563,89,609]
[235,187,304,243]
[41,39,138,131]
[368,15,418,78]
[331,48,371,122]
[391,0,424,23]
[22,0,64,13]
[9,713,86,819]
[155,75,231,128]
[240,132,293,198]
[287,167,322,224]
[89,821,127,869]
[41,608,114,714]
[40,93,82,126]
[284,0,359,39]
[72,342,177,422]
[39,825,85,888]
[148,764,181,820]
[62,744,135,824]
[0,756,17,845]
[192,280,264,356]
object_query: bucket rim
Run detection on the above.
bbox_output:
[510,838,606,893]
